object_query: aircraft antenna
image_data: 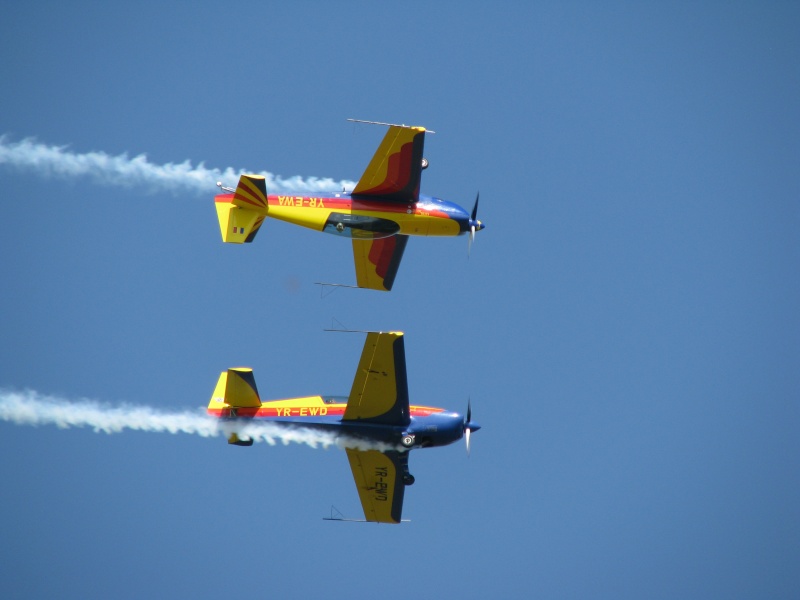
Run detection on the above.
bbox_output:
[322,505,410,523]
[347,118,435,134]
[315,282,360,298]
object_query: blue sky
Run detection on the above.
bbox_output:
[1,2,798,598]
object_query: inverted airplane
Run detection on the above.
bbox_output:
[213,120,485,291]
[207,331,480,523]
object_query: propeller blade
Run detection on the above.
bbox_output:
[467,193,480,258]
[464,398,473,455]
[468,225,475,257]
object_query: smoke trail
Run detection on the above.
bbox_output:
[0,389,398,452]
[0,136,357,196]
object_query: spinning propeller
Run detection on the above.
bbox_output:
[463,399,481,456]
[468,192,484,256]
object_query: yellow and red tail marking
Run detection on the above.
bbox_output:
[232,174,268,211]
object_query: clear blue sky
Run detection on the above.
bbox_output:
[1,2,798,598]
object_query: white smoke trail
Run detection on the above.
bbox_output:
[0,389,399,452]
[0,136,357,196]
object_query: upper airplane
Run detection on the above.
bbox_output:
[213,120,485,291]
[207,331,480,523]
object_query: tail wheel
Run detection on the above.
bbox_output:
[421,157,429,170]
[401,434,415,448]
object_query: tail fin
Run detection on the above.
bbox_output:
[214,174,269,243]
[209,368,262,409]
[208,368,262,446]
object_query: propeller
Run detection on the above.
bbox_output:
[463,399,481,456]
[467,192,484,257]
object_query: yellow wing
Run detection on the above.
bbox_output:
[352,126,426,202]
[346,449,407,523]
[343,332,410,425]
[352,235,409,292]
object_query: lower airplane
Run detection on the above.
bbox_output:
[213,120,485,291]
[207,331,480,523]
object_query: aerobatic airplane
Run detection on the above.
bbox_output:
[207,331,480,523]
[213,120,485,291]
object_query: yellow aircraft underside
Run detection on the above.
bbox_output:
[266,203,461,237]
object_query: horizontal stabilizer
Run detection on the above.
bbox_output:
[227,433,254,446]
[232,174,268,211]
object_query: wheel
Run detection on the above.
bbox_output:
[403,474,415,486]
[401,434,415,447]
[421,157,429,170]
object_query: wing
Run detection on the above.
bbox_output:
[352,126,426,202]
[343,331,410,425]
[346,449,408,523]
[352,235,409,292]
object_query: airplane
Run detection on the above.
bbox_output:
[213,120,485,291]
[206,331,480,523]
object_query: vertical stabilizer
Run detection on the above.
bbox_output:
[209,368,261,408]
[214,174,269,243]
[208,368,261,447]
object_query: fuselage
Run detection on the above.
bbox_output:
[207,394,466,449]
[220,191,475,238]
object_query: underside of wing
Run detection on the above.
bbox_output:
[352,126,426,202]
[346,449,408,524]
[352,235,409,291]
[343,331,410,425]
